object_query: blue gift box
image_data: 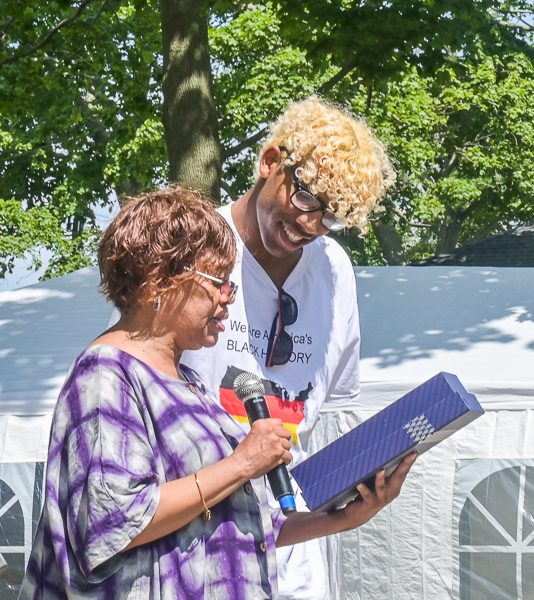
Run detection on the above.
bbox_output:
[291,372,484,512]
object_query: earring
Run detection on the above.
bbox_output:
[153,296,161,312]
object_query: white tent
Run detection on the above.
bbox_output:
[313,266,534,600]
[0,267,110,599]
[1,265,533,599]
[0,266,110,416]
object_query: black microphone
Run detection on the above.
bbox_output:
[233,372,297,515]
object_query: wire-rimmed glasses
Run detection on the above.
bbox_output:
[279,146,348,232]
[185,268,238,302]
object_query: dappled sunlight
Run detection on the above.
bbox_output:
[357,267,534,390]
[0,288,73,305]
[0,267,112,415]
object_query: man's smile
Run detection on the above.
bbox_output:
[282,223,306,244]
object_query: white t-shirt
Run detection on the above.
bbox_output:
[182,203,361,600]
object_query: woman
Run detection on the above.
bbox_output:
[19,186,415,600]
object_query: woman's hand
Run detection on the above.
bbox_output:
[276,452,417,548]
[343,453,417,529]
[122,418,292,551]
[230,419,293,481]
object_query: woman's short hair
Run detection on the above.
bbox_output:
[98,186,236,314]
[258,96,396,234]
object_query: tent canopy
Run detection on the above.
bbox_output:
[2,265,534,599]
[2,264,534,414]
[353,266,534,411]
[0,267,110,415]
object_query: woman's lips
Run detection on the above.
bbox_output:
[210,312,228,332]
[212,319,225,332]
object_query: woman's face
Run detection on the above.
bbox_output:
[160,263,235,354]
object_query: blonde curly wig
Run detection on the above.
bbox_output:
[257,97,396,233]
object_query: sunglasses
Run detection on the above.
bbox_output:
[279,146,348,232]
[265,289,298,367]
[185,268,238,301]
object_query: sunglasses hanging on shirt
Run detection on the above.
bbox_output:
[265,290,298,367]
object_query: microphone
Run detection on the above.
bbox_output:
[233,372,297,515]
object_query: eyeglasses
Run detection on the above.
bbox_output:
[185,268,238,301]
[265,289,298,367]
[279,147,348,232]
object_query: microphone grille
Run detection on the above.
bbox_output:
[233,371,265,401]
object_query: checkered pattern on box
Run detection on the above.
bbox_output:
[403,414,435,443]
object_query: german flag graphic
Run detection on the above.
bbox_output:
[219,366,312,445]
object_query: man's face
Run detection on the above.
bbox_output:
[254,160,330,260]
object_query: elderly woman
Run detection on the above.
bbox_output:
[19,187,415,600]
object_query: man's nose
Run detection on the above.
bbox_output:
[297,210,329,237]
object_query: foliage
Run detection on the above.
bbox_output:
[210,4,534,264]
[0,0,166,279]
[3,0,534,279]
[271,0,497,80]
[209,5,338,199]
[353,51,534,263]
[210,0,532,196]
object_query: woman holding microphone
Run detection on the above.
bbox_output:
[19,186,414,600]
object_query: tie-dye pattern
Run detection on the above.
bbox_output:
[19,345,285,600]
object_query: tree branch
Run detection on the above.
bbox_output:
[440,151,457,179]
[408,222,434,229]
[220,179,237,202]
[366,81,373,113]
[0,16,15,39]
[497,8,534,14]
[490,7,534,31]
[223,127,269,160]
[316,57,359,96]
[0,0,99,67]
[496,19,534,31]
[75,0,109,53]
[223,55,361,159]
[392,207,434,229]
[458,197,485,221]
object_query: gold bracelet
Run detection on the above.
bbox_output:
[194,472,212,521]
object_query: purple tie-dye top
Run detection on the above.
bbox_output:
[19,345,286,600]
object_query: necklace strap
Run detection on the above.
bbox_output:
[177,366,189,382]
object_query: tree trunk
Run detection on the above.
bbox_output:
[372,222,406,265]
[434,217,464,255]
[160,0,222,201]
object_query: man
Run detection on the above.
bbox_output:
[182,96,395,599]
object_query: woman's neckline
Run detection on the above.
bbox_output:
[87,343,193,384]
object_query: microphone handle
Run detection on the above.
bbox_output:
[244,397,271,423]
[243,395,297,515]
[267,464,295,501]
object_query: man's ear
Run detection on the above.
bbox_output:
[258,145,283,179]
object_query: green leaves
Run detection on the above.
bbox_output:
[267,0,502,81]
[0,198,96,278]
[3,0,534,280]
[210,5,338,196]
[359,51,534,263]
[0,0,164,278]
